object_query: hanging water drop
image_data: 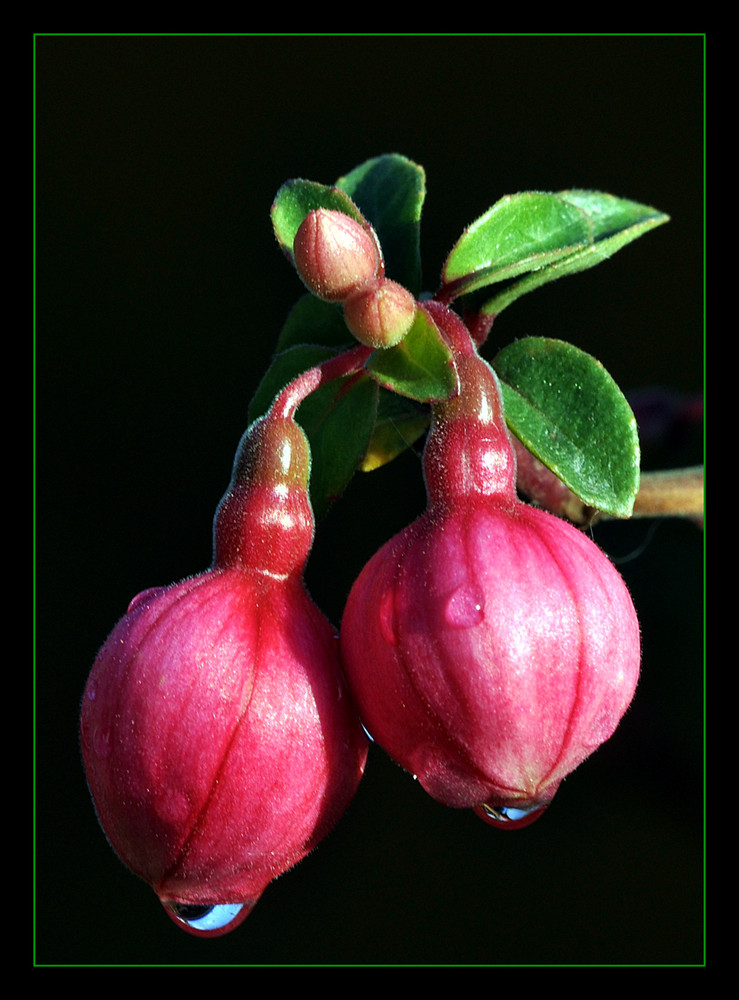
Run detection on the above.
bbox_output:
[164,900,253,937]
[473,800,548,830]
[379,587,399,645]
[360,721,376,743]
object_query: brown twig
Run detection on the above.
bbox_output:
[600,466,704,526]
[512,437,704,527]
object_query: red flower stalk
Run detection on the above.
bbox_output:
[80,362,369,936]
[340,301,640,827]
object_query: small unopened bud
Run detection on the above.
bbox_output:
[293,208,381,302]
[343,277,417,349]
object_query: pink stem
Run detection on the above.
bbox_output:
[273,344,373,420]
[420,300,476,359]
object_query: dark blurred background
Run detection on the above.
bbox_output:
[35,34,704,966]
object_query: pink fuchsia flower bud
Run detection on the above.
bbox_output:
[343,277,417,349]
[292,207,382,302]
[339,302,640,827]
[80,405,368,936]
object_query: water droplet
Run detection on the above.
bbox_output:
[126,586,165,615]
[165,900,254,937]
[444,586,484,628]
[360,722,376,743]
[92,726,112,759]
[473,801,548,830]
[379,588,398,645]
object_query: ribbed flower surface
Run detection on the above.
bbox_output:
[340,499,640,811]
[80,410,368,935]
[81,567,367,918]
[292,208,381,302]
[340,306,640,818]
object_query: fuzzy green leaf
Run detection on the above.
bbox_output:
[441,192,592,298]
[441,189,668,309]
[275,293,354,353]
[298,372,379,519]
[337,153,426,295]
[360,391,429,472]
[479,191,669,316]
[494,337,640,517]
[270,179,366,259]
[366,306,458,403]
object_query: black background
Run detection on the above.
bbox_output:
[35,34,704,966]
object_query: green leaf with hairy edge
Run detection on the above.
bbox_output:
[337,154,426,295]
[275,293,354,353]
[367,306,458,403]
[247,343,379,519]
[478,191,669,317]
[360,391,429,472]
[494,337,640,517]
[270,179,366,258]
[441,192,593,298]
[299,371,379,519]
[559,189,668,238]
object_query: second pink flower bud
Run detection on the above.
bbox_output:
[343,277,416,349]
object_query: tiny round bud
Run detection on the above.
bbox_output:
[293,208,381,302]
[343,277,417,349]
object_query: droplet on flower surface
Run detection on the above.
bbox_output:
[165,900,253,937]
[126,586,167,615]
[473,801,548,830]
[379,588,398,645]
[91,726,112,759]
[444,586,485,629]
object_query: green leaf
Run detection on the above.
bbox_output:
[337,153,426,295]
[360,391,429,472]
[270,179,366,258]
[493,337,640,517]
[275,293,354,353]
[297,371,379,519]
[441,192,593,298]
[247,343,379,519]
[479,191,669,317]
[366,306,458,403]
[441,189,668,310]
